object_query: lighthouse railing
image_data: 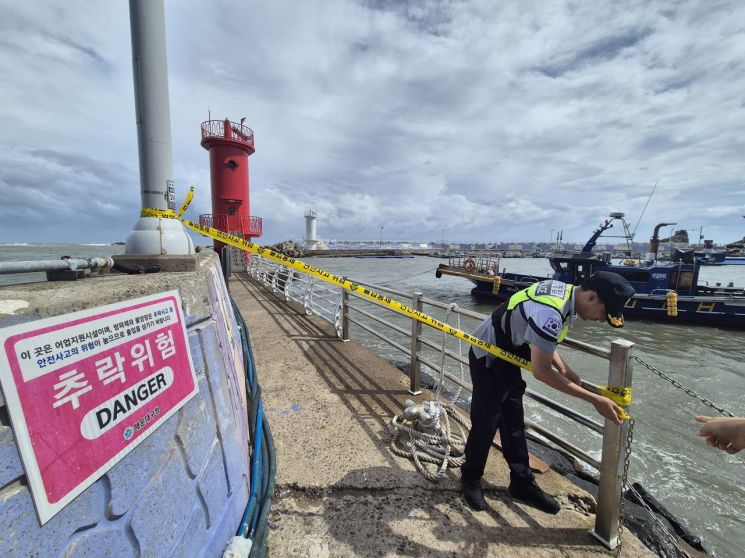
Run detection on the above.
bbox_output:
[200,119,254,148]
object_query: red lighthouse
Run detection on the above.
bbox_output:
[199,118,262,261]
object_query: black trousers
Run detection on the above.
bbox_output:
[461,348,533,485]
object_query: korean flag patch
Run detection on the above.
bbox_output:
[541,316,562,337]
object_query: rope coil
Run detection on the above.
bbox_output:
[389,303,471,481]
[389,399,469,482]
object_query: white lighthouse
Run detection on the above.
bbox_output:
[304,209,319,250]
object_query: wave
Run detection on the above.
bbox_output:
[0,242,31,246]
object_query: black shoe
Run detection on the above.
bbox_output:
[461,477,486,511]
[508,480,560,514]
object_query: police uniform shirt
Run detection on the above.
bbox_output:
[471,290,576,366]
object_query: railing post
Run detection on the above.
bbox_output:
[409,291,423,395]
[341,289,350,341]
[591,338,635,549]
[221,245,232,291]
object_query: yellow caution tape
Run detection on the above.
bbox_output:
[140,185,194,219]
[141,208,178,219]
[599,386,632,408]
[178,186,195,218]
[177,212,631,420]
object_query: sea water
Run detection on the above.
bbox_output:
[1,246,743,557]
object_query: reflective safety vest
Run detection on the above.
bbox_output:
[507,280,574,343]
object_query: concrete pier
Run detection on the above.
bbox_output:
[230,272,655,557]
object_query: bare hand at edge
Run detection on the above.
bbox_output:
[696,416,745,454]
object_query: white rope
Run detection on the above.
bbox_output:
[389,303,470,482]
[389,399,469,482]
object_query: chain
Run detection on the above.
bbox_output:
[615,417,634,557]
[632,355,735,417]
[616,417,694,558]
[625,484,693,558]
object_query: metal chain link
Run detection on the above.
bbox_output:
[632,355,735,417]
[616,417,634,558]
[616,418,694,558]
[625,483,694,558]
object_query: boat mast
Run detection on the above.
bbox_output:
[580,216,616,254]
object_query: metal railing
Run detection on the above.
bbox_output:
[245,256,633,549]
[200,119,255,149]
[199,214,263,237]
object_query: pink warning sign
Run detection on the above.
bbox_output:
[0,290,198,524]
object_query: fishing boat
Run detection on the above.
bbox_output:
[436,214,745,328]
[693,240,727,266]
[435,253,543,299]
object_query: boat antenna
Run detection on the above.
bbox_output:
[632,180,659,238]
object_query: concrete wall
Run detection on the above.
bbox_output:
[0,251,250,558]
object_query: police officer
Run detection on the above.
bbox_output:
[461,271,635,513]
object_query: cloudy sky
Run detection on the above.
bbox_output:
[1,0,744,247]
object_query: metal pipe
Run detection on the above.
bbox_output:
[0,258,114,275]
[341,289,350,341]
[525,389,604,434]
[409,292,423,395]
[525,419,601,469]
[349,305,409,337]
[422,298,485,320]
[648,222,676,261]
[418,335,469,366]
[563,338,611,360]
[418,354,472,392]
[350,280,410,299]
[347,317,411,357]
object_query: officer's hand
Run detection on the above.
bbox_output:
[592,396,623,425]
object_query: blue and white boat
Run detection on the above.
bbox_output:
[437,214,745,329]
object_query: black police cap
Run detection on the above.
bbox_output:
[581,271,636,328]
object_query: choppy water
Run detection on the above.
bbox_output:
[1,246,743,556]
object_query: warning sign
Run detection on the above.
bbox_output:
[0,290,198,524]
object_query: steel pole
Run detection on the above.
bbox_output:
[591,339,634,549]
[125,0,192,255]
[408,291,423,395]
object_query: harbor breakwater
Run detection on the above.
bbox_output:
[0,251,250,557]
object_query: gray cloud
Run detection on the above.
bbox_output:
[0,0,744,246]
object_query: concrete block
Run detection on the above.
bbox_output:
[112,254,198,273]
[200,325,233,435]
[176,376,216,477]
[0,426,24,489]
[188,329,206,378]
[199,323,248,496]
[130,450,196,558]
[107,413,178,517]
[222,436,247,499]
[201,480,250,558]
[169,504,207,558]
[64,524,136,557]
[0,481,103,558]
[197,442,228,529]
[0,253,250,557]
